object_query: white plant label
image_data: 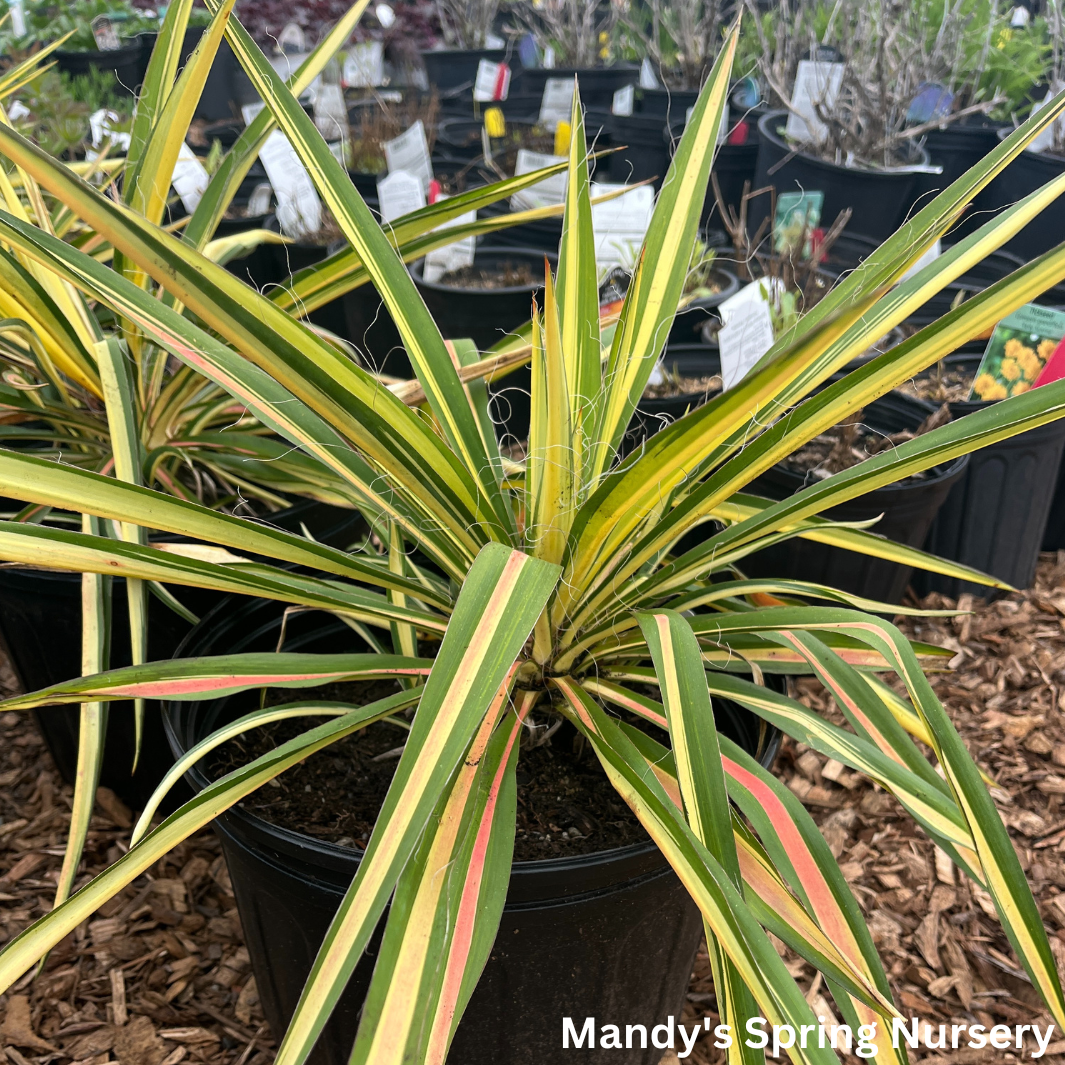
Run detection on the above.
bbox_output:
[718,280,779,390]
[258,129,322,239]
[485,31,505,48]
[172,143,210,214]
[639,58,658,89]
[375,4,396,28]
[377,169,426,224]
[247,182,274,217]
[277,21,306,53]
[91,16,121,51]
[539,77,575,131]
[511,149,567,211]
[900,238,942,283]
[89,108,130,151]
[8,0,26,38]
[786,60,845,144]
[1029,84,1064,153]
[314,82,348,141]
[590,182,654,279]
[474,59,511,102]
[383,120,433,195]
[542,45,556,69]
[612,84,635,117]
[343,41,385,88]
[241,102,265,125]
[422,197,476,283]
[7,100,29,121]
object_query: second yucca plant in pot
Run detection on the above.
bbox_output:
[5,6,1065,1065]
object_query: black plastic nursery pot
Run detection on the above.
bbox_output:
[636,87,699,122]
[479,199,563,254]
[181,25,241,121]
[412,246,553,441]
[515,66,637,113]
[741,391,969,604]
[165,597,780,1065]
[977,132,1065,262]
[56,41,144,96]
[606,112,672,189]
[622,344,724,456]
[1044,460,1065,551]
[912,121,1003,238]
[750,111,929,244]
[421,47,507,98]
[0,501,362,811]
[912,352,1065,598]
[668,268,740,345]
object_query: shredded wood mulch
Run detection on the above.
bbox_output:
[3,555,1065,1064]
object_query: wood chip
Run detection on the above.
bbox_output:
[0,853,45,884]
[111,969,127,1027]
[95,787,133,829]
[113,1015,166,1065]
[1,996,58,1052]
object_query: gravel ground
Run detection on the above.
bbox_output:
[1,555,1065,1063]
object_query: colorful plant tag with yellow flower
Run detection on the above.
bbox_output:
[970,304,1065,401]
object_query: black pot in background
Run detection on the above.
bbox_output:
[412,246,554,442]
[607,112,672,189]
[977,132,1065,262]
[913,351,1065,598]
[179,25,241,121]
[0,499,362,810]
[668,268,740,345]
[740,392,969,604]
[622,344,723,456]
[515,66,637,113]
[56,40,145,96]
[421,47,507,104]
[750,111,930,244]
[478,199,563,255]
[636,86,699,121]
[165,597,780,1065]
[1044,460,1065,551]
[913,121,1003,239]
[820,232,1028,323]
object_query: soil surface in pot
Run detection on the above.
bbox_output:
[898,364,975,403]
[290,208,346,248]
[211,682,651,861]
[643,368,722,400]
[438,260,538,288]
[784,405,951,482]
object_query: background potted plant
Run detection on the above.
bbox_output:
[0,11,1065,1065]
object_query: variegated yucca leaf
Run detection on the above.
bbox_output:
[0,8,1064,1061]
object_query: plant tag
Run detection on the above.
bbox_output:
[8,0,26,38]
[639,58,658,89]
[1035,337,1065,386]
[553,120,571,156]
[785,60,845,144]
[773,190,823,257]
[92,15,121,51]
[7,100,29,121]
[718,280,778,390]
[377,169,426,223]
[474,59,511,102]
[343,41,385,88]
[1029,84,1065,153]
[241,102,265,125]
[542,44,556,69]
[539,77,575,131]
[899,239,941,283]
[314,82,348,141]
[970,303,1065,400]
[247,182,273,216]
[484,106,506,138]
[486,32,505,48]
[383,120,433,195]
[277,21,306,54]
[590,182,654,279]
[89,108,130,150]
[612,84,635,116]
[375,4,395,28]
[510,149,567,211]
[423,197,476,283]
[258,130,321,239]
[172,143,210,214]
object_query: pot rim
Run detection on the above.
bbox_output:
[165,597,779,878]
[995,125,1065,164]
[759,109,931,175]
[411,245,558,294]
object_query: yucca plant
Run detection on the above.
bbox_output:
[1,5,1065,1064]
